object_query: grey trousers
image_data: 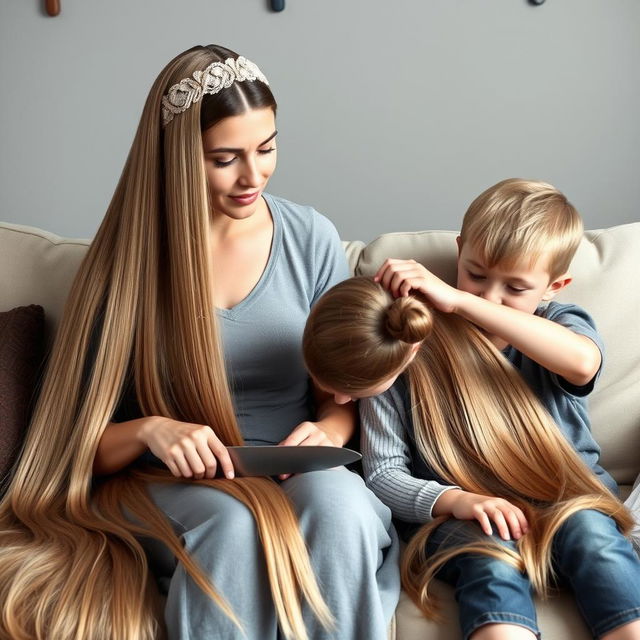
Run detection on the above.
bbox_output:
[143,468,400,640]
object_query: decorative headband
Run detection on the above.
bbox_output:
[161,56,269,127]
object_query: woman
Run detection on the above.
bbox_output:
[0,46,399,640]
[303,277,640,640]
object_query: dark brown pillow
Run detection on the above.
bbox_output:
[0,305,45,483]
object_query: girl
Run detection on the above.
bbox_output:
[303,276,640,640]
[0,46,399,640]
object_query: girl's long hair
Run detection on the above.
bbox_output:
[0,45,331,640]
[303,277,633,619]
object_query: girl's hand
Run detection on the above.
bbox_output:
[433,489,529,540]
[139,417,235,480]
[374,258,461,313]
[277,421,341,479]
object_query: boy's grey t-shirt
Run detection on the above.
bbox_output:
[112,193,348,449]
[502,300,616,493]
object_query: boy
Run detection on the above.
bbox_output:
[375,178,617,493]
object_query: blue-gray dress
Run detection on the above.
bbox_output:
[115,193,400,640]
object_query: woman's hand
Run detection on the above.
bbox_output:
[374,258,461,313]
[277,421,342,480]
[433,489,529,540]
[279,421,342,448]
[139,417,235,480]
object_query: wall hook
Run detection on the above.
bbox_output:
[271,0,285,11]
[45,0,61,16]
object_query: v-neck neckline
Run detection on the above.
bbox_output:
[216,193,281,320]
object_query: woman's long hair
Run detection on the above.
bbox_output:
[0,45,331,640]
[303,277,633,619]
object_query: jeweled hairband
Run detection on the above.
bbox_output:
[161,56,269,127]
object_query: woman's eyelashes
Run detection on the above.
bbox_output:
[213,156,236,167]
[212,147,276,168]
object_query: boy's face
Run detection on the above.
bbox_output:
[456,239,570,316]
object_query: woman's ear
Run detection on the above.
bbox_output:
[542,274,572,301]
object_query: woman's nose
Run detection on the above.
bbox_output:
[239,158,261,186]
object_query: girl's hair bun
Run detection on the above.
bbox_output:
[384,296,433,343]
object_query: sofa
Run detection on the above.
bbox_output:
[1,219,639,639]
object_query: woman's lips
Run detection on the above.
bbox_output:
[229,191,260,206]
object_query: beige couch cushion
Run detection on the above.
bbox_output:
[0,222,89,344]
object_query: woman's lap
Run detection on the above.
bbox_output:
[142,468,400,640]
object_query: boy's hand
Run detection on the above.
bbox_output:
[433,489,529,540]
[374,258,461,313]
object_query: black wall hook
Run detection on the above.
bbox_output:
[529,0,545,5]
[271,0,285,11]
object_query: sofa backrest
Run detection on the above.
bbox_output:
[0,222,90,344]
[2,220,639,485]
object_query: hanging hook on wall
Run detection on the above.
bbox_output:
[528,0,545,5]
[271,0,285,11]
[45,0,61,16]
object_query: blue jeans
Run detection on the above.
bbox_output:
[424,509,640,639]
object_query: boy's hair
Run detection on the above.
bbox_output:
[459,178,584,281]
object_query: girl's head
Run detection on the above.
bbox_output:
[303,277,429,403]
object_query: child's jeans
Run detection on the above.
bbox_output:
[425,509,640,639]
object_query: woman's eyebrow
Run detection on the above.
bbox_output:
[205,130,278,154]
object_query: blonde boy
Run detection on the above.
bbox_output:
[376,178,617,493]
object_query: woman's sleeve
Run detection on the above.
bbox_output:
[310,213,349,305]
[360,386,457,523]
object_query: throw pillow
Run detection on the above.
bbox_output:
[0,304,45,484]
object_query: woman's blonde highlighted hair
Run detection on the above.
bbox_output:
[304,277,633,619]
[460,178,583,281]
[0,45,331,640]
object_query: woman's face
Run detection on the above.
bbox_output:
[202,107,277,221]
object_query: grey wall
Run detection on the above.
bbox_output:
[1,1,639,242]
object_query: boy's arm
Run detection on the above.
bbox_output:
[453,293,602,387]
[375,259,601,387]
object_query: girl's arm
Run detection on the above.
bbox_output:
[362,388,528,540]
[93,417,235,479]
[360,388,458,522]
